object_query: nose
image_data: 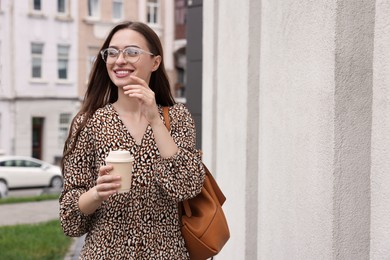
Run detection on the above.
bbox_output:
[115,50,127,64]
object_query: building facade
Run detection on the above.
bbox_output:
[203,0,390,259]
[0,0,179,165]
[0,0,79,164]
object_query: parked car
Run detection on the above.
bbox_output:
[0,180,7,198]
[0,156,63,198]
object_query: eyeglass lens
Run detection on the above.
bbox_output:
[101,48,141,64]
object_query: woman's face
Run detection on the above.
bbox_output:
[105,28,160,88]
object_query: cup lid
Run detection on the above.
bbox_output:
[105,150,134,163]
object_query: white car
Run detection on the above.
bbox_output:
[0,156,63,198]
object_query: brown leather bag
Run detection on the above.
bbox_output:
[163,107,230,260]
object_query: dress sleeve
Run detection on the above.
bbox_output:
[154,104,205,201]
[59,114,97,237]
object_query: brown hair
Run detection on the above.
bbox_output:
[61,21,175,169]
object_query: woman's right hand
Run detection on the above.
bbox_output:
[94,165,121,202]
[78,165,121,215]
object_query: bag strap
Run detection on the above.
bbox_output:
[163,106,171,131]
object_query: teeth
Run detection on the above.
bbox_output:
[116,70,130,75]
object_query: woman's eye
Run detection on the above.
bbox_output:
[125,48,140,56]
[107,50,118,56]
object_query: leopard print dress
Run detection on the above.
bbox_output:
[59,103,205,259]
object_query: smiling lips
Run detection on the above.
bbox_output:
[114,69,134,78]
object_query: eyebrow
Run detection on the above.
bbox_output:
[108,45,141,49]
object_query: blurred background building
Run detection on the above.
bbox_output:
[0,0,80,164]
[0,0,190,165]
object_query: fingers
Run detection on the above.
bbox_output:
[121,75,159,123]
[98,165,113,177]
[123,84,154,100]
[95,165,121,201]
[123,88,153,99]
[123,75,152,96]
[95,184,120,194]
[122,81,157,112]
[129,75,148,87]
[123,75,149,91]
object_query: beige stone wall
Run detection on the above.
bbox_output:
[203,0,389,259]
[371,0,390,258]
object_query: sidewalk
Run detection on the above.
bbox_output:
[0,200,59,226]
[0,200,84,259]
[64,234,85,260]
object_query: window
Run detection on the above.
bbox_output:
[31,43,44,79]
[86,55,95,82]
[59,113,71,148]
[112,0,123,20]
[174,0,186,39]
[33,0,41,11]
[86,47,99,83]
[147,0,159,24]
[175,0,186,25]
[32,117,44,159]
[0,160,40,167]
[57,0,67,14]
[29,0,45,17]
[88,0,100,18]
[0,160,14,167]
[24,160,41,168]
[57,45,70,80]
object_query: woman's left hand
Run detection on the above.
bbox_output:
[123,75,160,125]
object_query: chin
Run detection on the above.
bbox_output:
[113,80,130,88]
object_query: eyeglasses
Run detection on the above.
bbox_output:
[100,47,155,64]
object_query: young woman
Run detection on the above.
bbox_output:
[59,21,205,259]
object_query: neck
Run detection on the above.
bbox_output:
[113,91,140,114]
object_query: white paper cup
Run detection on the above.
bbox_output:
[105,150,134,193]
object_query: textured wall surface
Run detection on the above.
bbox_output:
[371,0,390,258]
[259,0,335,259]
[333,0,375,258]
[203,0,389,259]
[203,0,250,259]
